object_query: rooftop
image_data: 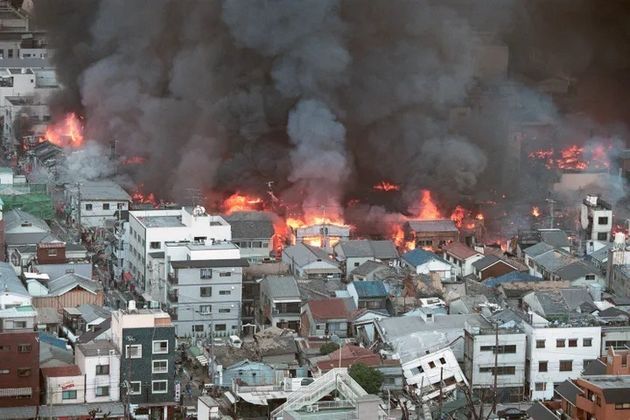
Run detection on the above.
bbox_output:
[306,297,355,321]
[74,180,131,201]
[0,261,28,297]
[261,275,301,300]
[224,211,275,239]
[352,280,388,298]
[136,215,184,228]
[350,260,389,277]
[41,365,82,377]
[77,341,118,357]
[444,242,480,259]
[405,219,458,233]
[48,273,102,296]
[580,376,630,403]
[170,258,249,269]
[523,241,555,258]
[402,248,448,267]
[335,239,398,259]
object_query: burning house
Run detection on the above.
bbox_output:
[294,222,350,252]
[402,219,459,251]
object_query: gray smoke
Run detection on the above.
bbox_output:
[33,0,630,220]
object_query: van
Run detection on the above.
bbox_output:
[228,335,242,348]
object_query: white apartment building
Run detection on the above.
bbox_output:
[401,346,467,402]
[580,194,613,242]
[75,341,121,403]
[463,319,527,402]
[126,206,231,293]
[67,181,131,228]
[163,240,247,336]
[521,312,601,401]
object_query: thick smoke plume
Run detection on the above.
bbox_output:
[34,0,630,218]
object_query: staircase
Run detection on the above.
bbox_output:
[270,368,368,419]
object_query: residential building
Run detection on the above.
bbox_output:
[75,341,121,403]
[472,255,520,281]
[581,194,613,242]
[333,239,398,280]
[282,242,341,280]
[198,395,221,420]
[300,297,355,338]
[66,181,131,229]
[401,346,467,402]
[294,222,350,252]
[110,307,176,418]
[347,280,388,311]
[224,211,275,262]
[126,206,231,292]
[403,219,459,250]
[0,305,39,408]
[349,260,394,282]
[3,94,50,148]
[163,240,248,336]
[41,365,85,405]
[522,288,595,319]
[25,241,92,280]
[259,275,301,330]
[62,304,111,343]
[30,273,104,313]
[463,315,527,402]
[401,248,454,280]
[0,261,30,309]
[443,242,483,278]
[3,208,54,255]
[574,375,630,420]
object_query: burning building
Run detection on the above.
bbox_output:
[402,219,459,251]
[295,222,350,252]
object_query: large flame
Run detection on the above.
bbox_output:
[44,113,84,148]
[528,144,610,171]
[131,184,158,207]
[222,192,263,215]
[415,189,442,220]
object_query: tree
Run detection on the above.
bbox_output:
[320,341,340,355]
[349,363,384,395]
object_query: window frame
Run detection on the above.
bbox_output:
[102,203,110,211]
[152,340,168,355]
[95,386,110,397]
[559,360,573,372]
[125,344,142,359]
[583,338,593,347]
[151,380,168,394]
[200,268,213,279]
[538,361,548,372]
[152,359,168,374]
[17,368,31,377]
[95,364,110,375]
[200,286,212,297]
[62,390,77,400]
[128,381,142,395]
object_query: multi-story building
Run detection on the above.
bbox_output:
[259,275,301,330]
[126,206,231,293]
[580,194,613,242]
[162,240,247,336]
[41,365,85,405]
[111,306,176,419]
[66,181,131,229]
[333,239,399,280]
[75,341,121,403]
[0,305,39,408]
[463,316,527,402]
[573,376,630,420]
[521,312,601,401]
[224,211,275,263]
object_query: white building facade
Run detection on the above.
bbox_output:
[75,342,121,403]
[401,347,467,402]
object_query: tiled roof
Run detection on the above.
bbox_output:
[41,365,82,377]
[307,297,354,320]
[402,248,448,267]
[224,211,275,239]
[352,280,388,298]
[444,242,480,260]
[483,271,541,287]
[405,219,458,233]
[261,275,300,300]
[336,240,398,259]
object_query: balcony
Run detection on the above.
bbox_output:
[167,273,178,285]
[576,395,595,413]
[167,291,178,303]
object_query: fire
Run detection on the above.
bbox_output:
[122,156,146,165]
[528,144,610,171]
[131,185,158,207]
[416,189,442,220]
[393,224,415,251]
[475,213,484,221]
[373,181,400,192]
[222,192,263,215]
[44,113,84,148]
[450,205,467,228]
[531,206,541,217]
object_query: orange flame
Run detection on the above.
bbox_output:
[222,192,263,215]
[416,189,442,220]
[475,213,484,221]
[528,144,610,171]
[44,113,84,148]
[373,181,400,192]
[531,206,541,217]
[131,185,158,207]
[450,205,467,228]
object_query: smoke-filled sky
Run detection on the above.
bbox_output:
[34,0,630,217]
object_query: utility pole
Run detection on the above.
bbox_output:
[76,182,82,240]
[438,366,444,419]
[491,322,499,417]
[545,198,555,229]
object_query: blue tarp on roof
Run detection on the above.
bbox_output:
[352,280,388,298]
[483,271,541,288]
[401,248,447,267]
[39,332,69,350]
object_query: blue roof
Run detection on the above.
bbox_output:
[352,280,388,298]
[39,332,69,350]
[401,248,447,267]
[483,271,541,288]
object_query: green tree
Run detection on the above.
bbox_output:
[349,363,384,394]
[320,341,340,355]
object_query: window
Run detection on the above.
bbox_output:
[583,338,592,347]
[17,344,31,353]
[439,357,446,365]
[354,262,360,267]
[615,403,630,409]
[479,345,517,354]
[125,344,142,359]
[219,272,231,277]
[0,345,9,351]
[219,290,231,295]
[152,340,168,354]
[538,361,548,372]
[7,49,12,58]
[62,390,77,400]
[0,369,9,374]
[48,249,57,257]
[17,368,31,377]
[215,324,226,331]
[606,340,630,350]
[13,321,25,328]
[200,268,212,279]
[200,286,212,297]
[556,339,566,348]
[559,360,573,372]
[129,381,141,395]
[150,241,160,249]
[252,241,262,248]
[597,232,608,241]
[117,203,124,209]
[152,360,168,374]
[152,380,168,394]
[535,382,547,391]
[568,339,578,348]
[85,203,93,211]
[95,386,110,397]
[194,236,207,243]
[429,361,436,369]
[95,364,109,375]
[479,366,516,375]
[585,275,595,281]
[598,216,609,225]
[199,305,212,314]
[218,308,230,313]
[193,324,204,332]
[102,203,110,210]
